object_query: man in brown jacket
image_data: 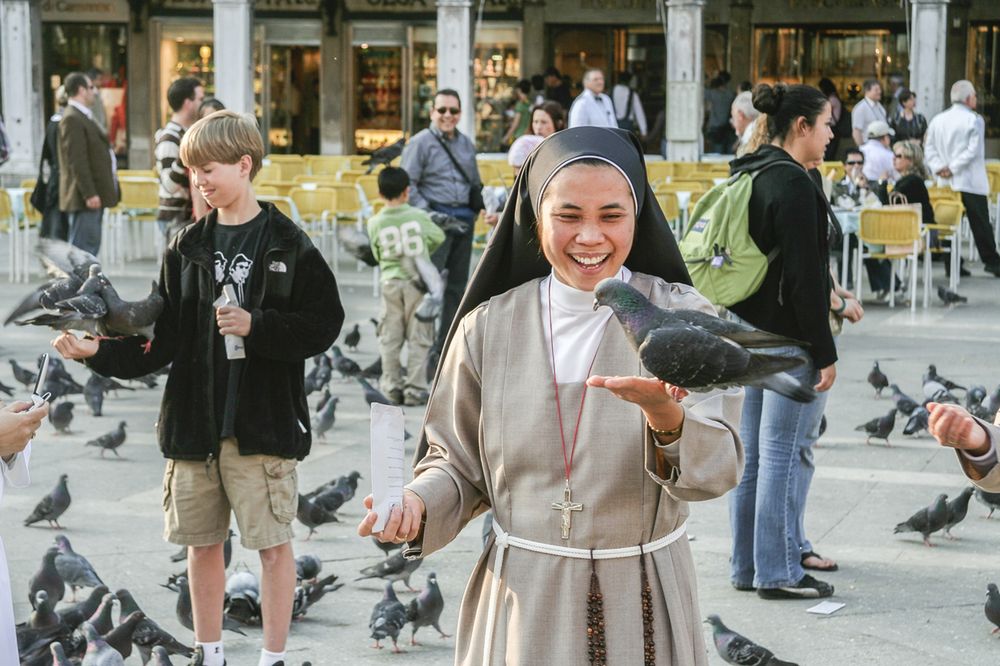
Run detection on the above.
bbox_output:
[58,71,119,255]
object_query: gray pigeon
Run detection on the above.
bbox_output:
[84,373,108,416]
[150,646,176,665]
[943,487,975,539]
[97,277,164,341]
[338,226,378,266]
[5,239,100,326]
[705,614,798,665]
[0,379,12,396]
[937,285,967,305]
[362,138,405,173]
[81,621,124,666]
[54,535,104,599]
[405,255,447,323]
[867,361,889,397]
[889,384,919,416]
[407,572,450,645]
[986,583,1000,634]
[902,407,929,436]
[894,493,949,546]
[50,642,74,666]
[344,323,361,351]
[24,473,71,527]
[357,551,423,591]
[924,364,966,392]
[315,386,333,412]
[361,357,382,380]
[923,379,959,404]
[162,574,247,635]
[10,358,38,388]
[369,583,408,653]
[27,589,60,628]
[224,570,261,626]
[967,385,988,409]
[103,609,145,660]
[296,554,323,583]
[115,588,194,663]
[311,395,339,440]
[86,421,127,457]
[976,488,1000,518]
[331,345,361,378]
[291,572,343,619]
[854,409,896,445]
[594,278,815,402]
[297,493,340,539]
[16,264,109,335]
[83,592,118,635]
[373,536,403,557]
[358,376,394,406]
[984,386,1000,420]
[49,401,75,434]
[57,584,110,631]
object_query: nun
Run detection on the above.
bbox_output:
[359,127,744,665]
[0,400,47,664]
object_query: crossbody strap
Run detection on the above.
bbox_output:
[432,132,479,187]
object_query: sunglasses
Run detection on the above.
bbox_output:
[845,160,864,165]
[435,107,461,116]
[893,154,907,158]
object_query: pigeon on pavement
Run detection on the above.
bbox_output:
[894,493,949,546]
[867,361,889,397]
[594,278,815,402]
[944,487,975,539]
[357,551,423,591]
[115,588,194,663]
[311,395,339,440]
[369,583,408,653]
[54,535,104,599]
[855,409,896,445]
[297,494,340,539]
[57,585,109,632]
[373,537,403,557]
[83,592,118,635]
[80,621,124,666]
[86,421,127,457]
[976,489,1000,519]
[291,573,343,619]
[162,574,247,635]
[84,374,106,417]
[705,614,798,665]
[344,323,361,351]
[407,573,450,645]
[889,384,919,416]
[0,379,13,396]
[924,364,966,392]
[102,610,145,660]
[224,570,262,626]
[315,386,333,413]
[361,357,382,381]
[902,407,929,436]
[362,138,405,174]
[49,401,75,434]
[10,358,38,388]
[937,285,967,305]
[966,385,988,409]
[358,377,394,406]
[168,530,234,568]
[986,583,1000,634]
[50,642,74,666]
[331,345,361,378]
[24,473,71,528]
[296,554,323,583]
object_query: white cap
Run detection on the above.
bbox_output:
[866,120,895,139]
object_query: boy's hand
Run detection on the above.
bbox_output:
[52,332,99,360]
[216,305,251,337]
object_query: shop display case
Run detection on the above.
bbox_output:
[355,45,406,153]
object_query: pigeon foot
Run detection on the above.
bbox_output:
[371,641,383,649]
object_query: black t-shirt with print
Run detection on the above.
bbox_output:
[212,209,267,439]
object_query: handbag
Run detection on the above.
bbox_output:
[432,132,485,213]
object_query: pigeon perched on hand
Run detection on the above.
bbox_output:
[24,473,71,528]
[362,138,405,174]
[937,285,967,305]
[54,535,104,599]
[297,493,340,539]
[705,614,798,665]
[924,364,966,392]
[344,323,361,351]
[867,361,889,397]
[943,487,975,539]
[331,345,361,378]
[894,493,949,547]
[357,551,423,591]
[49,401,75,434]
[976,489,1000,519]
[369,583,408,653]
[902,407,929,436]
[311,395,339,441]
[986,583,1000,634]
[86,421,127,458]
[407,572,450,645]
[855,409,896,446]
[923,379,959,404]
[594,278,815,402]
[4,239,100,326]
[889,384,919,416]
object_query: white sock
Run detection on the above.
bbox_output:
[196,641,225,666]
[259,649,285,666]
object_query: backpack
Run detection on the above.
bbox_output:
[678,162,791,307]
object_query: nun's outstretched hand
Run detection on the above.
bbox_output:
[587,375,687,437]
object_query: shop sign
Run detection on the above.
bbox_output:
[787,0,898,7]
[579,0,654,9]
[345,0,516,11]
[41,0,130,22]
[155,0,320,9]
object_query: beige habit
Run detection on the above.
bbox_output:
[407,272,745,665]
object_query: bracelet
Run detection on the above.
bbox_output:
[832,297,848,314]
[648,422,683,438]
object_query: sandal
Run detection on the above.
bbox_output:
[801,550,839,572]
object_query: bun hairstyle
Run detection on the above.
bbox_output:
[752,82,829,143]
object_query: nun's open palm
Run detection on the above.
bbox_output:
[587,375,687,433]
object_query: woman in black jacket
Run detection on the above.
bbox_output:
[728,83,840,600]
[37,88,69,240]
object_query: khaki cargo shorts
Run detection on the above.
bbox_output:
[162,438,298,550]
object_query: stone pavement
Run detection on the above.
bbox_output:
[2,248,1000,665]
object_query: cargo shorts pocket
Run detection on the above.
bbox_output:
[263,458,298,524]
[162,460,175,512]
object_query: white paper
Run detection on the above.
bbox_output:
[369,403,406,534]
[806,601,845,615]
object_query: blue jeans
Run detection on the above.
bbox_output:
[428,203,475,352]
[729,344,824,589]
[793,389,829,556]
[68,208,103,256]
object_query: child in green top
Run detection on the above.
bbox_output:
[367,167,445,406]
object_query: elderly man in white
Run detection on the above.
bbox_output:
[0,401,48,664]
[567,68,617,129]
[924,80,1000,277]
[730,90,760,156]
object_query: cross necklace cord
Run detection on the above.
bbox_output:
[546,277,607,540]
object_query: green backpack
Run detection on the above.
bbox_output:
[678,163,786,307]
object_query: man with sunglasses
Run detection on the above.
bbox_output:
[401,89,494,358]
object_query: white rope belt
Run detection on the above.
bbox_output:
[481,519,688,664]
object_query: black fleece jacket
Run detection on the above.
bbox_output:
[727,145,838,369]
[86,202,345,460]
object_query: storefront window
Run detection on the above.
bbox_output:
[969,23,999,139]
[266,45,321,154]
[158,23,216,126]
[754,26,909,105]
[42,23,129,160]
[355,44,405,153]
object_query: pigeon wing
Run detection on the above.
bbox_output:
[638,322,753,390]
[670,308,809,349]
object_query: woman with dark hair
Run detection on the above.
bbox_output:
[890,89,928,144]
[34,86,70,240]
[359,127,743,664]
[818,77,847,160]
[506,101,565,168]
[198,97,225,119]
[727,83,840,599]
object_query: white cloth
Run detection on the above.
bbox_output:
[736,118,757,156]
[1,444,31,665]
[611,84,647,135]
[924,103,990,196]
[568,91,617,129]
[539,267,632,383]
[507,134,544,169]
[859,139,898,182]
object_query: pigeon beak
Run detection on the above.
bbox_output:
[592,298,599,312]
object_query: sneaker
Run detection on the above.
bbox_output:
[387,388,404,405]
[188,647,227,666]
[731,581,756,592]
[756,574,834,600]
[985,262,1000,277]
[404,389,429,406]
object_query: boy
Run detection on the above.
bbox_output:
[53,111,344,666]
[367,167,444,406]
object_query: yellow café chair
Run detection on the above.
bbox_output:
[856,207,923,312]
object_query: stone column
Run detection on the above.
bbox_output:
[212,0,255,115]
[521,0,546,84]
[0,0,44,182]
[436,0,474,141]
[320,22,347,155]
[664,0,705,161]
[909,0,949,118]
[727,0,753,88]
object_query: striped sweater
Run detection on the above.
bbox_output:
[154,120,192,224]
